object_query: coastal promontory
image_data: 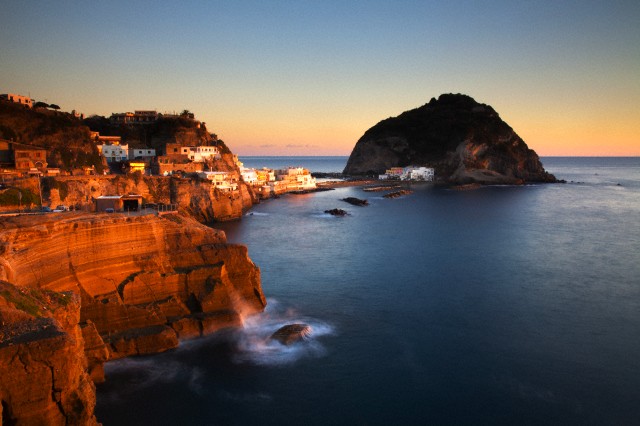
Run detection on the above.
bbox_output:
[343,94,557,184]
[0,212,266,424]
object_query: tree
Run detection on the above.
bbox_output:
[49,104,60,111]
[34,101,49,109]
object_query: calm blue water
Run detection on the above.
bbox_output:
[96,157,640,425]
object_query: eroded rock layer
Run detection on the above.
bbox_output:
[0,282,99,426]
[0,213,266,360]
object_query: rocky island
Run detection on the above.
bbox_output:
[343,94,558,185]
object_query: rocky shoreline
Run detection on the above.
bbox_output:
[0,213,265,424]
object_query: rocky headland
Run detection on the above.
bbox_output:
[343,94,558,185]
[0,212,266,424]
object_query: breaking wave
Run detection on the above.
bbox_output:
[231,298,335,366]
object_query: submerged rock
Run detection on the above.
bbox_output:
[324,208,348,216]
[341,197,369,206]
[270,324,312,345]
[383,189,413,199]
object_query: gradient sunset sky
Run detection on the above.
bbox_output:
[3,1,639,156]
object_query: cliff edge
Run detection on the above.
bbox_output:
[0,212,266,424]
[0,213,265,355]
[0,282,99,425]
[343,94,557,184]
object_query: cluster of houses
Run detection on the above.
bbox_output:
[110,109,195,125]
[240,165,317,197]
[379,166,435,181]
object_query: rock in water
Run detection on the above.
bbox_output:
[324,208,348,216]
[341,197,369,206]
[270,324,312,345]
[343,93,558,185]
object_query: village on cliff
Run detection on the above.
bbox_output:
[0,92,434,214]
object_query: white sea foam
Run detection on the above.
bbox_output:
[231,298,335,366]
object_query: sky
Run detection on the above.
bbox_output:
[2,1,639,156]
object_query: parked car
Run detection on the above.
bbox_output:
[55,205,69,212]
[105,208,115,213]
[41,206,52,213]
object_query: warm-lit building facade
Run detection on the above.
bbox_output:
[0,93,33,108]
[0,140,47,172]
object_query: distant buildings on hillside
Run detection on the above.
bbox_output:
[0,93,33,108]
[110,110,159,124]
[109,110,197,125]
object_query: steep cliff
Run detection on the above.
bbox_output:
[0,281,99,425]
[38,173,257,222]
[343,94,557,184]
[0,213,266,359]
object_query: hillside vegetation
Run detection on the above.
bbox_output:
[0,102,104,172]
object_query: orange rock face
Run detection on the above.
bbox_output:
[0,282,99,426]
[0,213,265,350]
[0,212,266,424]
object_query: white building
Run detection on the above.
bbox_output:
[188,146,220,162]
[198,171,238,191]
[129,148,156,160]
[276,167,317,190]
[401,166,435,181]
[101,144,129,162]
[240,167,259,185]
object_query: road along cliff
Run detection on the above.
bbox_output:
[343,93,558,185]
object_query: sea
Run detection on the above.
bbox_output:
[96,156,640,426]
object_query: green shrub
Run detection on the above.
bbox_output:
[0,188,40,206]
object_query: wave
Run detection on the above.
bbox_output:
[231,298,335,366]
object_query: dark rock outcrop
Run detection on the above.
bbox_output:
[324,208,348,216]
[341,197,369,206]
[383,190,413,199]
[270,324,312,345]
[343,94,557,184]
